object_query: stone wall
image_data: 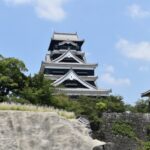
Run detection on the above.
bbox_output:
[95,113,150,150]
[0,111,104,150]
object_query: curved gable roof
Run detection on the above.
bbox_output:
[52,70,97,90]
[52,50,85,64]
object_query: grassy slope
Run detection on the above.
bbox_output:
[0,103,75,119]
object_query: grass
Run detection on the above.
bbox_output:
[0,103,75,119]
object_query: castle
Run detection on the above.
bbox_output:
[40,32,111,97]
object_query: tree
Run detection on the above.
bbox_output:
[20,74,54,106]
[0,55,54,105]
[125,104,136,112]
[96,101,108,112]
[107,95,125,112]
[134,99,149,113]
[96,95,125,113]
[0,56,27,101]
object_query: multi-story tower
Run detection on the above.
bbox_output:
[40,32,111,97]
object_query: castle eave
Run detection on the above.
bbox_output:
[56,88,112,97]
[41,61,98,70]
[44,74,98,81]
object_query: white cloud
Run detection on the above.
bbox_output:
[3,0,69,22]
[127,4,150,18]
[3,0,32,5]
[104,65,115,73]
[101,73,131,86]
[35,0,67,21]
[101,65,131,87]
[116,39,150,61]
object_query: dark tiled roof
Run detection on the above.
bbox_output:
[141,90,150,97]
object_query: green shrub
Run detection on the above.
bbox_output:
[143,141,150,150]
[96,101,108,112]
[112,121,136,139]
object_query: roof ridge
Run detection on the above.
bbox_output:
[53,32,78,35]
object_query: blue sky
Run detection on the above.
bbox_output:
[0,0,150,104]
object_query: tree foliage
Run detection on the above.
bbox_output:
[0,56,27,100]
[96,95,125,113]
[20,74,54,105]
[0,55,54,105]
[134,99,150,113]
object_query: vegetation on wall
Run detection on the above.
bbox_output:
[111,119,150,150]
[112,121,136,139]
[146,125,150,141]
[142,141,150,150]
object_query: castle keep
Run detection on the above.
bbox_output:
[40,32,111,97]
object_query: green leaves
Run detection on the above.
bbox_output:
[0,56,27,97]
[134,99,150,113]
[0,55,54,105]
[143,141,150,150]
[112,121,136,139]
[96,102,108,112]
[19,74,54,106]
